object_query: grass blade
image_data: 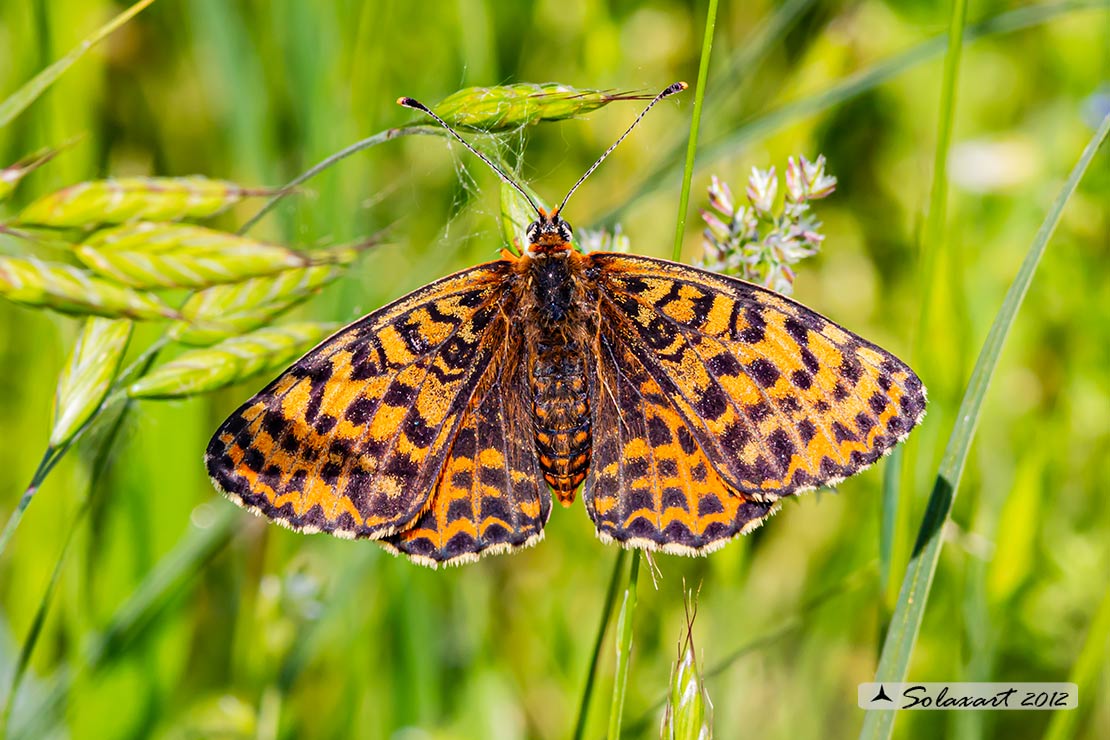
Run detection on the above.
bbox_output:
[859,110,1110,740]
[884,0,968,607]
[571,549,626,740]
[0,503,84,739]
[606,551,640,740]
[0,0,160,129]
[671,0,719,261]
[915,0,970,345]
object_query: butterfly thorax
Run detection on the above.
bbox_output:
[519,241,593,506]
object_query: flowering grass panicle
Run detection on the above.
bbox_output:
[700,155,836,295]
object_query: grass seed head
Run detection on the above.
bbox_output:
[660,590,712,740]
[0,256,179,320]
[172,261,350,346]
[17,176,276,227]
[74,222,338,289]
[129,322,336,399]
[50,317,133,447]
[427,83,656,132]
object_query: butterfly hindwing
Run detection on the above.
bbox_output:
[584,328,777,554]
[383,362,552,566]
[592,253,926,499]
[205,261,516,539]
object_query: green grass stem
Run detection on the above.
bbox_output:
[0,448,59,560]
[606,551,640,740]
[572,549,626,740]
[881,0,968,615]
[238,125,441,235]
[671,0,719,261]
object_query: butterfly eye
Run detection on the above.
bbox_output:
[526,222,540,243]
[558,222,573,243]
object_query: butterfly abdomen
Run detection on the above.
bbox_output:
[529,338,591,504]
[522,252,592,505]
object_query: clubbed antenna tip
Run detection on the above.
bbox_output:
[554,81,689,216]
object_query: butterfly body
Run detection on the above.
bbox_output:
[519,243,595,503]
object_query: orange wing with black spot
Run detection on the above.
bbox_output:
[585,329,777,554]
[205,261,517,540]
[592,253,926,502]
[382,363,551,567]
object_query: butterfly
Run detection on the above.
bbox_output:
[206,82,926,567]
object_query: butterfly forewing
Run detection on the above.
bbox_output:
[205,261,517,538]
[591,253,926,499]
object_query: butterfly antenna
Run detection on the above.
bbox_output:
[397,96,543,218]
[554,81,688,217]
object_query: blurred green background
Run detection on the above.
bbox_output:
[1,0,1109,738]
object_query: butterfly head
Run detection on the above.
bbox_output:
[525,208,573,255]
